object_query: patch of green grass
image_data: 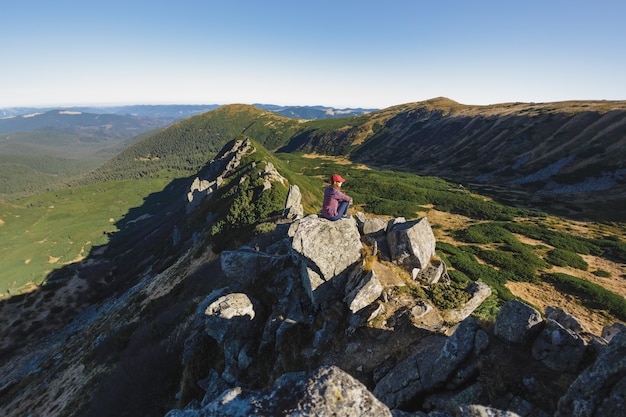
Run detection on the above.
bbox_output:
[426,282,471,310]
[542,272,626,321]
[0,178,169,295]
[545,248,588,270]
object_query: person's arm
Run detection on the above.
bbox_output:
[336,189,352,203]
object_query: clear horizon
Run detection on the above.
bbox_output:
[2,1,625,109]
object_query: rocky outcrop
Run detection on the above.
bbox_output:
[167,208,626,417]
[373,317,487,410]
[282,184,304,220]
[493,300,543,344]
[174,292,626,417]
[555,332,626,417]
[186,137,252,210]
[166,365,393,417]
[289,215,362,308]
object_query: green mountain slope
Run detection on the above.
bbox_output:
[86,104,302,182]
[279,98,626,221]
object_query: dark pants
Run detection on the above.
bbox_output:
[326,200,350,221]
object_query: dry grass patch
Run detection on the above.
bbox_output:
[424,208,474,244]
[506,280,616,335]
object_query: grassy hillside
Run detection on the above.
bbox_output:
[84,105,302,182]
[0,178,170,296]
[0,127,165,199]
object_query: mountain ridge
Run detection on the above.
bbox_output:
[1,137,624,417]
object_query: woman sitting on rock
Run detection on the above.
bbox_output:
[321,173,353,221]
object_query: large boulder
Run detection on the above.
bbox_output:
[200,290,262,383]
[198,290,256,343]
[556,332,626,417]
[531,318,586,372]
[290,215,362,307]
[344,268,383,314]
[220,246,289,289]
[283,184,304,220]
[493,300,543,344]
[373,318,485,409]
[386,217,436,279]
[166,365,393,417]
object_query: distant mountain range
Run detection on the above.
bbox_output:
[0,103,376,124]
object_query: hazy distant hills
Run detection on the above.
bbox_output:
[252,103,376,119]
[0,104,374,197]
[0,103,375,123]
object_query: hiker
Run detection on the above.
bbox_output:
[321,173,353,220]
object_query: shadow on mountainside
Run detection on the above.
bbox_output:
[0,173,230,416]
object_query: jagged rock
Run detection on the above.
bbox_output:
[198,369,229,407]
[442,282,492,323]
[423,382,486,414]
[373,318,484,409]
[387,217,436,279]
[201,291,262,383]
[545,306,584,333]
[344,268,383,314]
[555,331,626,417]
[363,216,388,236]
[531,318,586,372]
[167,365,393,417]
[220,246,289,289]
[601,321,626,342]
[290,215,362,307]
[493,300,543,344]
[202,291,258,343]
[456,405,522,417]
[259,161,287,191]
[416,258,446,285]
[185,138,252,213]
[283,184,304,220]
[187,177,216,204]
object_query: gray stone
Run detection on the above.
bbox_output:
[344,269,383,313]
[220,246,288,289]
[545,306,584,333]
[442,282,492,323]
[493,300,543,344]
[195,365,393,417]
[456,404,522,417]
[290,215,362,307]
[373,318,481,409]
[555,331,626,417]
[363,217,388,235]
[416,258,446,285]
[531,318,586,372]
[601,321,626,342]
[202,291,257,343]
[283,184,304,220]
[387,217,436,279]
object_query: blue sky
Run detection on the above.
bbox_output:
[2,0,625,109]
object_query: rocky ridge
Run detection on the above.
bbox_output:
[1,137,624,417]
[165,173,625,416]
